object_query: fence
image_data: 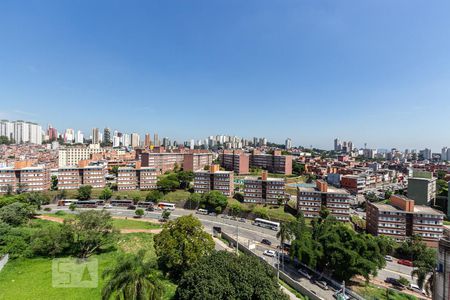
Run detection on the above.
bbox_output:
[0,254,9,272]
[221,232,324,300]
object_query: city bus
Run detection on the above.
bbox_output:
[57,199,77,206]
[157,202,176,210]
[137,202,154,209]
[253,218,280,231]
[76,200,98,208]
[110,200,133,207]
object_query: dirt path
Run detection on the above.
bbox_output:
[36,215,64,223]
[120,229,162,234]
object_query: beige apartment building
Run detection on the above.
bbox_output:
[366,195,444,247]
[243,171,286,205]
[194,165,234,196]
[57,164,107,189]
[297,180,351,222]
[58,144,103,167]
[117,166,158,191]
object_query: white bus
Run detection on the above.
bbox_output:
[157,202,176,210]
[57,199,78,206]
[253,218,280,231]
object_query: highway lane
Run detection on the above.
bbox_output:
[44,204,417,298]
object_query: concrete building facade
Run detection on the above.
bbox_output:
[243,171,286,205]
[194,165,234,196]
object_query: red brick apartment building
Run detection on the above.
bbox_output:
[0,161,50,193]
[58,163,107,189]
[194,165,234,196]
[139,149,212,173]
[243,171,286,205]
[219,150,250,175]
[219,150,292,175]
[117,165,158,191]
[250,150,293,175]
[296,180,351,222]
[366,195,444,247]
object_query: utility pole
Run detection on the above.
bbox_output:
[236,222,239,255]
[277,249,280,280]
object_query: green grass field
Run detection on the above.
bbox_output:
[354,284,418,300]
[42,213,161,230]
[0,233,176,300]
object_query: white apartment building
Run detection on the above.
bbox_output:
[58,144,103,167]
[0,120,42,144]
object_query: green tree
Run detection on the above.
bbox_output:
[57,189,68,200]
[77,185,93,200]
[69,203,76,211]
[63,210,118,258]
[186,193,201,209]
[51,175,58,191]
[176,251,288,300]
[0,202,34,226]
[99,187,113,200]
[30,224,71,257]
[146,190,164,203]
[102,250,164,300]
[233,192,244,202]
[26,192,50,210]
[229,202,243,216]
[177,171,194,189]
[135,209,145,218]
[277,222,292,270]
[157,177,179,193]
[154,215,214,280]
[161,210,171,221]
[201,191,228,210]
[110,166,119,176]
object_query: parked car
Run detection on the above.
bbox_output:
[385,255,393,262]
[385,277,405,289]
[297,268,312,280]
[263,250,276,257]
[261,239,272,246]
[398,259,413,267]
[127,205,136,210]
[103,204,113,209]
[316,281,329,290]
[408,284,425,294]
[239,218,246,223]
[209,212,217,217]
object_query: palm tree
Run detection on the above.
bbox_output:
[276,222,292,271]
[102,250,164,300]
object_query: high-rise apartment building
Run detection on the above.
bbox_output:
[194,165,234,196]
[131,133,140,148]
[0,120,42,144]
[297,180,351,222]
[144,133,151,147]
[243,171,286,205]
[153,133,159,147]
[103,128,111,145]
[75,130,84,144]
[285,138,292,150]
[366,195,444,247]
[91,128,100,144]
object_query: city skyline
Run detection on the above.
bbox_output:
[2,1,450,149]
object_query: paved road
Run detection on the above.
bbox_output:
[44,204,417,298]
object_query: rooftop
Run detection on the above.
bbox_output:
[371,202,444,216]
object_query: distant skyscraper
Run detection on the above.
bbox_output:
[154,133,159,146]
[334,138,341,151]
[91,128,100,144]
[64,128,74,143]
[131,133,140,148]
[285,138,292,150]
[442,147,448,161]
[75,130,84,144]
[144,133,151,147]
[47,125,58,141]
[103,128,111,145]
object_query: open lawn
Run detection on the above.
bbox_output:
[42,212,161,230]
[162,190,190,203]
[0,233,176,300]
[226,198,296,223]
[354,284,418,300]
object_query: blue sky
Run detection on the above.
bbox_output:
[1,0,450,150]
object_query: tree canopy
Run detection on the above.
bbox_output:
[154,215,214,280]
[176,251,288,300]
[77,185,93,200]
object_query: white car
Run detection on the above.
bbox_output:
[263,250,276,257]
[409,284,425,295]
[103,204,113,209]
[385,255,393,262]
